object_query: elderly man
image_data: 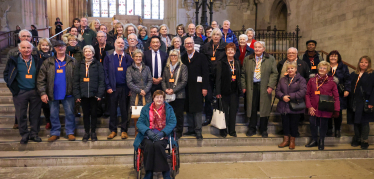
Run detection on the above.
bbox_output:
[143,26,167,52]
[37,40,76,142]
[211,21,218,29]
[125,33,139,56]
[241,41,278,138]
[181,23,204,52]
[92,25,115,47]
[104,38,133,140]
[4,41,43,144]
[220,20,238,47]
[277,47,310,81]
[181,37,209,140]
[78,17,96,45]
[299,40,324,74]
[94,31,114,64]
[143,36,168,94]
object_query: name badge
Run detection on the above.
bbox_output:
[56,69,63,73]
[315,91,320,95]
[118,67,123,71]
[197,76,202,82]
[311,66,317,70]
[169,79,175,83]
[232,75,236,81]
[83,78,90,82]
[211,57,216,61]
[25,74,33,79]
[100,59,102,63]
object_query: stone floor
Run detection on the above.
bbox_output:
[1,159,374,179]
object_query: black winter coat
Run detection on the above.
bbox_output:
[216,58,242,96]
[201,39,227,82]
[181,51,209,113]
[299,51,324,74]
[94,44,114,64]
[327,62,351,109]
[277,58,310,81]
[347,72,374,124]
[182,34,204,52]
[73,58,105,99]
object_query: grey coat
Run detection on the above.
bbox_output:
[241,52,279,117]
[161,62,188,99]
[126,62,153,106]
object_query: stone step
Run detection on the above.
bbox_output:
[0,88,12,96]
[0,144,372,167]
[1,57,7,64]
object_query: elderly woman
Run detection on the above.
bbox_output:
[216,43,242,137]
[167,36,186,56]
[66,35,83,62]
[347,56,374,149]
[275,63,307,149]
[133,90,177,179]
[126,49,153,136]
[63,27,85,48]
[161,49,188,139]
[305,61,340,150]
[241,41,278,138]
[235,34,254,67]
[124,23,144,50]
[159,24,173,48]
[73,45,105,142]
[138,26,148,44]
[201,28,228,126]
[326,50,351,138]
[196,25,206,41]
[176,24,186,38]
[245,28,256,49]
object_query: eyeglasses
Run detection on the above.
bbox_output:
[97,36,106,38]
[21,35,31,38]
[128,38,137,41]
[185,42,193,45]
[170,55,178,57]
[319,67,328,70]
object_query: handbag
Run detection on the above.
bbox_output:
[165,64,181,103]
[131,94,146,118]
[318,94,335,112]
[290,99,306,111]
[360,86,374,113]
[211,98,226,129]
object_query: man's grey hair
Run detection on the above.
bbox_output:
[223,20,230,24]
[211,28,222,37]
[239,34,248,41]
[188,23,196,28]
[115,37,125,44]
[97,31,107,37]
[128,33,137,40]
[150,25,159,32]
[245,28,256,37]
[18,41,33,49]
[254,41,265,48]
[19,29,32,38]
[287,47,298,54]
[83,45,95,55]
[184,37,194,45]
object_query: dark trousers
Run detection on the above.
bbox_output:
[151,84,162,96]
[354,123,370,141]
[187,112,203,135]
[248,82,268,133]
[204,80,214,118]
[109,87,128,133]
[328,110,343,131]
[309,116,328,141]
[42,102,50,123]
[142,138,170,172]
[97,92,110,116]
[13,90,42,138]
[81,97,98,133]
[169,98,185,134]
[281,114,299,137]
[221,93,238,135]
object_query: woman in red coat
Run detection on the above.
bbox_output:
[305,61,340,150]
[245,28,257,50]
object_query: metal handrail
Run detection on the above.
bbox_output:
[49,27,70,39]
[320,50,356,70]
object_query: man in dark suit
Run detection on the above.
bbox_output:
[143,36,168,94]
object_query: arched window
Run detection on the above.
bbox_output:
[92,0,164,19]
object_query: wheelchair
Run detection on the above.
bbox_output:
[134,129,180,179]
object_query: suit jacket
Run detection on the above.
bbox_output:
[143,50,168,91]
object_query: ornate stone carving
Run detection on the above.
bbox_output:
[182,0,195,10]
[0,5,11,32]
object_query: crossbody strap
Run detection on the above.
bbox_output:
[173,65,182,88]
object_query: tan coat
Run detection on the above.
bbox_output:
[241,52,278,117]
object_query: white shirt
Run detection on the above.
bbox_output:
[247,42,251,47]
[113,51,125,56]
[152,50,162,78]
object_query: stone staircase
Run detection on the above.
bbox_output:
[0,47,373,168]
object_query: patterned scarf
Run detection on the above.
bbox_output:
[150,102,166,131]
[316,73,328,85]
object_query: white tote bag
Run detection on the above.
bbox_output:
[131,94,146,118]
[210,99,226,129]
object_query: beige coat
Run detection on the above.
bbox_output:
[241,52,279,117]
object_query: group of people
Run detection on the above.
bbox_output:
[5,18,374,154]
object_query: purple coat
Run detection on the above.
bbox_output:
[276,73,307,114]
[305,75,340,118]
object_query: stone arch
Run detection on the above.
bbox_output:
[270,0,290,31]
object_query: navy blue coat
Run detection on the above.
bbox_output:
[327,62,351,109]
[103,51,133,92]
[220,28,238,48]
[234,45,254,66]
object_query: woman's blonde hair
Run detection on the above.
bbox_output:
[124,23,138,39]
[355,56,373,74]
[67,35,77,42]
[171,36,181,46]
[196,25,205,35]
[114,22,125,35]
[286,62,298,70]
[37,38,52,51]
[166,49,182,67]
[89,19,100,33]
[318,61,331,72]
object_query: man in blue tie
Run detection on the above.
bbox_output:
[143,36,168,94]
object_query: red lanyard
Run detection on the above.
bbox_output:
[117,54,123,67]
[315,76,328,91]
[331,65,338,76]
[212,44,219,57]
[55,58,66,69]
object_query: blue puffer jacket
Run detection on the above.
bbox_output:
[133,102,177,150]
[220,28,238,47]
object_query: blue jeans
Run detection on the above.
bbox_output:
[49,96,76,136]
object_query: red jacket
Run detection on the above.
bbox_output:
[305,75,340,118]
[248,39,257,50]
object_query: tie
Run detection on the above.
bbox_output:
[255,57,262,80]
[154,51,159,78]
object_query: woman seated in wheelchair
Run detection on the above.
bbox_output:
[133,90,177,179]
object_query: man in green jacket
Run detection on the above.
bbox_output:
[78,17,96,46]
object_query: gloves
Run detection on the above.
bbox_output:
[332,111,340,118]
[154,131,165,141]
[146,130,157,141]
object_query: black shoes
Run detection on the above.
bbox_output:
[91,133,98,141]
[262,131,268,138]
[202,117,212,126]
[20,136,29,144]
[82,133,90,142]
[220,130,227,138]
[176,132,182,140]
[196,134,203,140]
[335,130,341,138]
[318,139,324,150]
[326,129,333,137]
[305,139,318,147]
[246,130,256,137]
[229,133,237,137]
[361,142,369,149]
[183,131,196,136]
[75,113,81,117]
[30,136,42,142]
[351,137,361,147]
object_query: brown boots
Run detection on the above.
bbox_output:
[278,136,296,149]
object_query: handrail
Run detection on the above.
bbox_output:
[49,27,70,39]
[320,50,356,70]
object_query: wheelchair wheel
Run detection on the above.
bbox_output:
[136,148,144,179]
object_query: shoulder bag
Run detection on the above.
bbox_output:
[165,65,181,103]
[131,94,146,118]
